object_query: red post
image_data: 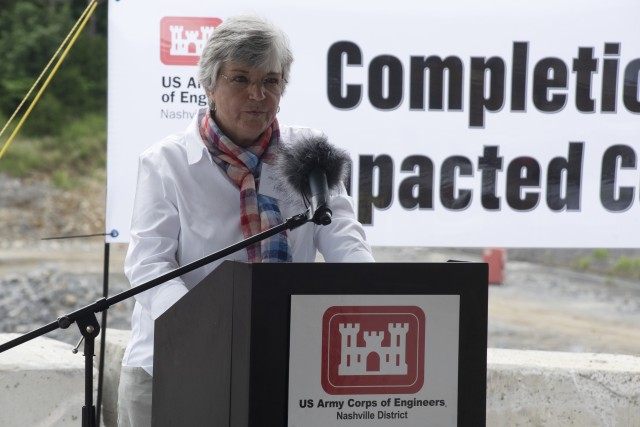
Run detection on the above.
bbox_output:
[482,248,506,285]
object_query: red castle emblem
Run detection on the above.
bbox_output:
[160,17,222,66]
[321,306,426,394]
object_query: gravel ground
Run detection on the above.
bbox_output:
[1,173,640,355]
[0,173,105,250]
[0,173,131,346]
[0,261,133,346]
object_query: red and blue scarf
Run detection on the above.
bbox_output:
[199,110,292,263]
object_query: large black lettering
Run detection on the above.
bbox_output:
[623,59,640,113]
[602,43,620,112]
[506,157,541,211]
[399,156,434,209]
[546,142,584,211]
[369,55,403,110]
[409,56,463,110]
[440,156,473,210]
[600,145,636,212]
[326,40,640,123]
[478,146,503,210]
[358,155,394,224]
[511,42,529,112]
[469,57,505,128]
[572,47,597,112]
[327,41,363,109]
[533,58,568,112]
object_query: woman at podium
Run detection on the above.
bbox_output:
[117,14,374,427]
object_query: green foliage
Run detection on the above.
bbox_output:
[52,169,73,189]
[592,248,610,261]
[575,257,591,270]
[611,256,640,279]
[0,0,107,137]
[0,113,106,185]
[0,1,107,185]
[569,250,640,281]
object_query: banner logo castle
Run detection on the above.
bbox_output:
[168,25,214,57]
[338,322,409,375]
[160,17,222,66]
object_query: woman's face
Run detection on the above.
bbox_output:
[210,61,283,148]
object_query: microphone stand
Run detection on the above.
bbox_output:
[0,210,315,427]
[41,230,119,427]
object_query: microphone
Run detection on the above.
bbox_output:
[275,134,351,225]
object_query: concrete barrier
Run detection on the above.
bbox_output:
[0,333,91,427]
[3,330,640,426]
[487,348,640,426]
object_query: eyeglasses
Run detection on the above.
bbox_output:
[219,73,286,93]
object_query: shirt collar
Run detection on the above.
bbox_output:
[185,108,210,165]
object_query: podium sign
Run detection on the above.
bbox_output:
[153,261,487,426]
[289,295,460,426]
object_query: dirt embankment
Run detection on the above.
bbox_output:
[0,173,106,247]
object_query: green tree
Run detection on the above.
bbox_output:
[0,0,107,136]
[0,1,107,182]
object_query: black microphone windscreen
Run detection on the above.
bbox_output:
[275,134,351,197]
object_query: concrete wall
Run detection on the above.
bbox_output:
[2,330,640,426]
[0,333,92,427]
[487,348,640,426]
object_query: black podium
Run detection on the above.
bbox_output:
[152,261,488,426]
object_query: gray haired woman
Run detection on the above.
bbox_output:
[118,15,373,426]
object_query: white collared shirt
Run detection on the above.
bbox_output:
[122,112,374,374]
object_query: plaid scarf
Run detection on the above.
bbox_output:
[199,109,292,263]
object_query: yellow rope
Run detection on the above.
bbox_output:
[0,0,100,160]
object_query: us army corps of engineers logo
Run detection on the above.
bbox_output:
[321,306,426,395]
[160,17,222,66]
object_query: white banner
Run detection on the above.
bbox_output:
[107,0,640,247]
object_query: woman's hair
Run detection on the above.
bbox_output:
[198,15,294,93]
